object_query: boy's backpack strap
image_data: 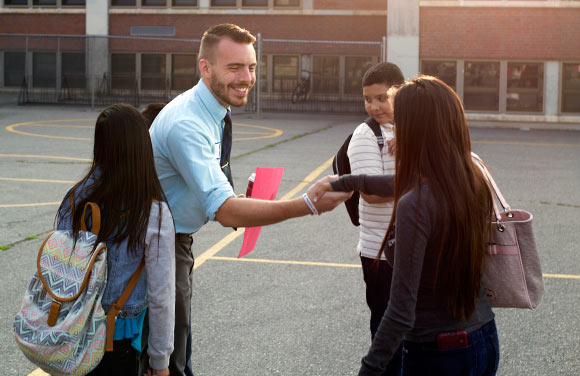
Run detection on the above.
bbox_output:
[364,116,384,152]
[80,202,101,235]
[105,258,146,352]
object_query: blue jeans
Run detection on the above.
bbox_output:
[401,320,500,376]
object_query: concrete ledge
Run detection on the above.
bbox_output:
[466,113,580,130]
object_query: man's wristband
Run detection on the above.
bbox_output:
[302,193,319,216]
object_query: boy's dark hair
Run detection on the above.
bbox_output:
[362,62,405,88]
[142,102,166,129]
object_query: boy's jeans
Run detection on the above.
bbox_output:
[401,320,500,376]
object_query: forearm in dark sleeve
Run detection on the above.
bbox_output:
[330,174,394,197]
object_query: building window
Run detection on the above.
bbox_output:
[111,54,136,90]
[141,54,166,90]
[463,61,499,111]
[172,0,196,5]
[506,62,543,112]
[111,0,136,5]
[210,0,298,7]
[61,52,86,89]
[33,52,56,88]
[259,57,267,93]
[5,0,85,5]
[142,0,166,5]
[172,54,197,91]
[4,52,26,87]
[273,55,298,93]
[344,56,376,95]
[274,0,299,6]
[242,0,267,6]
[421,60,456,91]
[562,63,580,113]
[313,56,339,94]
[211,0,235,6]
[33,0,57,5]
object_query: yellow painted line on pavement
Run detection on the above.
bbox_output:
[28,369,48,376]
[0,153,91,162]
[208,257,580,280]
[210,256,360,268]
[543,273,580,280]
[0,202,60,208]
[193,156,334,270]
[472,140,580,148]
[0,177,75,184]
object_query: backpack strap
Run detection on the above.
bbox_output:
[105,258,146,352]
[364,117,385,152]
[80,202,101,236]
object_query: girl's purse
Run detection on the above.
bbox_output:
[472,153,545,309]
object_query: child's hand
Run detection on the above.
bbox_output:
[387,138,396,156]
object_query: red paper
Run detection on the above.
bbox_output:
[238,167,284,258]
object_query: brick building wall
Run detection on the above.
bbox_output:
[0,13,84,35]
[109,14,385,55]
[420,7,580,60]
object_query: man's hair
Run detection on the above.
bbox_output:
[362,62,405,88]
[198,23,256,63]
[141,102,166,129]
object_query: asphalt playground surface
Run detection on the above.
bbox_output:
[0,99,579,375]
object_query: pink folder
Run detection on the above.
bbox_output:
[238,167,284,258]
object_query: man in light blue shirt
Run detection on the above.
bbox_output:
[149,24,348,376]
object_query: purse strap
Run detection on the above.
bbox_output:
[471,153,514,229]
[105,258,146,352]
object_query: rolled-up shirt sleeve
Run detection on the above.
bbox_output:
[165,120,234,221]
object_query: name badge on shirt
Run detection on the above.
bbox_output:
[214,141,221,160]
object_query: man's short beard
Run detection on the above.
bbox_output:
[209,72,248,108]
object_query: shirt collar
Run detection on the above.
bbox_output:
[381,122,394,130]
[195,79,230,125]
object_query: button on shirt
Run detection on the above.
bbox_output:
[150,79,235,234]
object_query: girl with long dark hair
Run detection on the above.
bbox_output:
[56,104,175,376]
[314,76,499,375]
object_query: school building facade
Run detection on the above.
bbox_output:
[0,0,579,125]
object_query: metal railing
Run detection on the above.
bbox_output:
[1,33,384,114]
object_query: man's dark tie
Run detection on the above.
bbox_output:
[220,110,234,189]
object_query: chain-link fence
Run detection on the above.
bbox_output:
[0,33,384,114]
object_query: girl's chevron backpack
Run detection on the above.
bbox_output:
[14,202,108,376]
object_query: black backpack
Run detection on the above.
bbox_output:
[332,117,384,226]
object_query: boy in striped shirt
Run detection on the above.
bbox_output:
[347,62,404,375]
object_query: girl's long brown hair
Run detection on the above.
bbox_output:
[379,76,493,321]
[57,104,165,253]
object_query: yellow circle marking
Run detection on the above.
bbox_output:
[5,119,283,142]
[0,202,60,208]
[0,154,90,208]
[0,177,76,184]
[0,154,91,162]
[5,118,94,141]
[234,122,283,141]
